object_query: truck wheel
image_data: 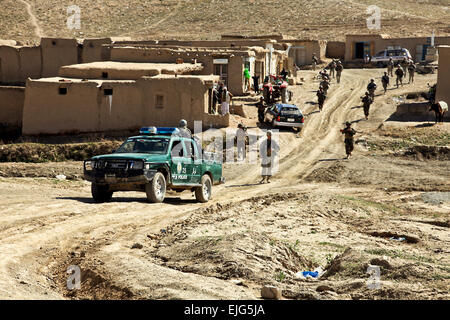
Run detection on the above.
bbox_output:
[145,172,166,203]
[195,174,212,203]
[91,183,113,203]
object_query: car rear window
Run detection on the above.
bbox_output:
[281,107,301,116]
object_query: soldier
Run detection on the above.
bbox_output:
[401,58,409,78]
[329,60,336,79]
[408,62,416,84]
[317,86,326,112]
[381,72,390,94]
[395,65,404,88]
[320,68,330,81]
[361,91,374,120]
[312,53,319,71]
[320,78,330,95]
[340,122,356,159]
[259,130,279,183]
[367,79,377,99]
[387,58,394,77]
[256,97,266,124]
[335,60,344,84]
[178,119,192,138]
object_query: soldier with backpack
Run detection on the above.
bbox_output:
[395,65,404,88]
[335,60,344,83]
[381,72,390,94]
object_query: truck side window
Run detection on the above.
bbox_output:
[171,140,185,158]
[183,140,199,160]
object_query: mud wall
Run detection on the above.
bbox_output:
[326,41,345,60]
[22,76,227,135]
[111,47,248,95]
[436,46,450,104]
[82,38,112,63]
[40,38,80,78]
[391,102,450,121]
[0,86,25,128]
[345,35,450,62]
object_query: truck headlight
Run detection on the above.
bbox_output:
[145,163,150,170]
[85,160,95,170]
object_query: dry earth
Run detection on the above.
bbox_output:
[0,68,448,299]
[1,0,449,44]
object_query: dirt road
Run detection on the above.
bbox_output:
[0,69,448,299]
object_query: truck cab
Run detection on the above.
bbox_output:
[83,127,224,203]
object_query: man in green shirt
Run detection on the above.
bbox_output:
[244,68,251,92]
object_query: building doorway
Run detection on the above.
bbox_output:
[354,42,371,59]
[213,60,228,86]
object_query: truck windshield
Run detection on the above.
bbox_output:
[115,138,170,154]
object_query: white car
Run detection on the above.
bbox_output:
[371,48,412,67]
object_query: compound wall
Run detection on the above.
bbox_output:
[0,86,25,128]
[436,46,450,105]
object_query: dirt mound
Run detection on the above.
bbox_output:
[403,146,450,161]
[155,231,313,284]
[304,162,346,183]
[0,141,121,162]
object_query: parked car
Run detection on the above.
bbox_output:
[371,48,412,67]
[264,103,304,132]
[83,127,224,203]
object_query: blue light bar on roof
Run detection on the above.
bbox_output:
[140,127,180,136]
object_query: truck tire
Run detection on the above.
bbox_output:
[195,174,212,203]
[91,183,113,203]
[145,172,166,203]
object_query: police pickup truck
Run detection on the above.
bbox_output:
[83,127,224,203]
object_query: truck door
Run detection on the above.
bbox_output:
[170,139,190,185]
[185,140,202,184]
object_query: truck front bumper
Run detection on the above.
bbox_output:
[84,169,157,185]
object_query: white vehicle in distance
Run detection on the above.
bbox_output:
[371,48,412,67]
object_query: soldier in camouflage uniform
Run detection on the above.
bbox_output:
[395,65,404,88]
[317,86,326,112]
[329,60,336,79]
[340,122,356,159]
[320,78,330,95]
[335,60,344,83]
[387,58,394,77]
[367,79,377,99]
[361,91,374,120]
[381,72,390,94]
[408,62,416,84]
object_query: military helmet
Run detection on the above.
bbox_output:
[179,119,187,128]
[346,121,351,126]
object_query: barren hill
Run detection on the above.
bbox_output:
[1,0,449,44]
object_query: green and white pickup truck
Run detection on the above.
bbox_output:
[83,127,224,203]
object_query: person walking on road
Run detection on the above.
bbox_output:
[221,87,233,115]
[395,65,404,88]
[340,122,356,159]
[329,60,336,79]
[361,91,374,120]
[317,86,326,112]
[335,60,344,83]
[387,58,394,77]
[381,72,390,94]
[312,53,318,71]
[256,97,266,124]
[408,62,416,84]
[259,130,279,184]
[367,79,377,99]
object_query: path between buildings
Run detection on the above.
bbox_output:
[18,0,44,39]
[0,69,440,299]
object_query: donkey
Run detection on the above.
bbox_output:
[429,101,448,124]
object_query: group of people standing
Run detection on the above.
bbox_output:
[211,82,233,116]
[316,58,344,112]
